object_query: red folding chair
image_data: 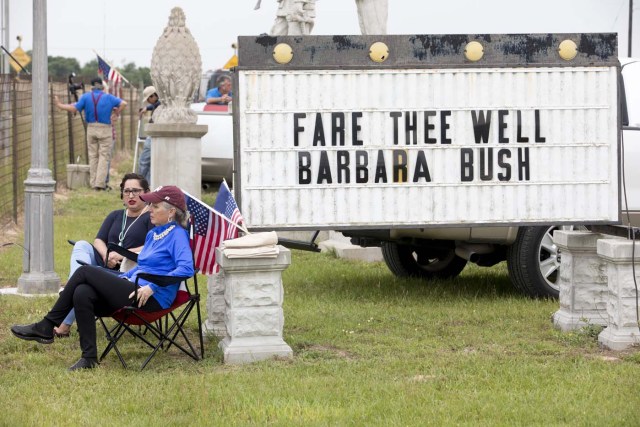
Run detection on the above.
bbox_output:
[98,244,204,370]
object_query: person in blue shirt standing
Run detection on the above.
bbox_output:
[55,77,127,190]
[10,185,194,371]
[206,75,233,105]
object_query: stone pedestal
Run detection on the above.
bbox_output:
[145,123,207,198]
[597,239,640,350]
[552,231,608,331]
[203,273,227,338]
[216,246,293,364]
[66,164,90,189]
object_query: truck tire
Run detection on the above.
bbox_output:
[381,242,467,280]
[506,226,564,298]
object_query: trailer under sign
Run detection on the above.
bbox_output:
[233,34,620,230]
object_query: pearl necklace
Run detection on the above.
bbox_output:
[153,224,176,241]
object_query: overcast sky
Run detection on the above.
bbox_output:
[4,0,636,73]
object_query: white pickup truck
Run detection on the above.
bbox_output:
[191,102,233,183]
[198,33,640,299]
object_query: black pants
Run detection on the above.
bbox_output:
[44,265,162,359]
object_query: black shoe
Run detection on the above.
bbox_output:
[11,323,54,344]
[93,187,104,191]
[68,358,98,371]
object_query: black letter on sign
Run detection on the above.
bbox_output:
[498,110,509,143]
[535,109,546,143]
[374,150,388,183]
[424,111,437,144]
[413,151,431,182]
[337,150,350,184]
[331,112,345,146]
[441,110,452,144]
[461,148,474,181]
[405,111,417,145]
[298,151,311,184]
[471,110,491,144]
[516,111,529,143]
[497,149,512,181]
[517,147,530,181]
[355,150,368,183]
[479,147,493,181]
[352,112,363,145]
[313,114,326,146]
[317,151,332,184]
[293,113,306,147]
[390,111,402,145]
[393,150,408,183]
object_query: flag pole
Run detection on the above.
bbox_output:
[92,48,131,85]
[182,190,250,235]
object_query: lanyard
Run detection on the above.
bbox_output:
[118,209,144,246]
[91,92,104,123]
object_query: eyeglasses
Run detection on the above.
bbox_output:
[123,188,144,196]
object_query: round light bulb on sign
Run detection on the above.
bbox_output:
[369,42,389,63]
[273,43,293,64]
[558,40,578,61]
[464,41,484,62]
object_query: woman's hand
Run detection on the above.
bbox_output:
[106,251,123,269]
[129,285,154,308]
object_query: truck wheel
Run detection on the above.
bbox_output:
[506,225,579,298]
[381,242,467,280]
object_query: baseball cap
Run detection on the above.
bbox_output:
[139,185,186,212]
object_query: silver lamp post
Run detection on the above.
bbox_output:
[17,0,60,293]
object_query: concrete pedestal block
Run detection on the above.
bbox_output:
[66,164,90,189]
[203,273,227,338]
[216,246,293,364]
[145,123,207,197]
[596,239,640,350]
[319,231,383,262]
[552,231,608,331]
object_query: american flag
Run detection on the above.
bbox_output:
[96,54,122,97]
[214,180,244,241]
[185,183,244,274]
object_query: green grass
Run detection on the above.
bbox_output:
[0,175,639,426]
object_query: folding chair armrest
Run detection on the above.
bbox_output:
[136,273,191,287]
[107,243,139,263]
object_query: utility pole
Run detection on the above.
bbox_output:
[1,0,8,74]
[17,0,60,294]
[630,0,634,57]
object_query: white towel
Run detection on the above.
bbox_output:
[224,245,280,259]
[223,231,278,248]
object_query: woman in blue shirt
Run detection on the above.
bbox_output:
[10,186,194,371]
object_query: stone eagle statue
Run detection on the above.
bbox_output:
[150,7,202,124]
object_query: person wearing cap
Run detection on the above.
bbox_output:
[54,77,127,191]
[10,185,193,371]
[137,86,160,182]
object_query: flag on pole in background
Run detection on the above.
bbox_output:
[185,184,245,274]
[96,54,123,97]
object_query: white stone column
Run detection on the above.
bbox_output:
[203,273,226,338]
[552,231,608,331]
[145,123,207,198]
[217,246,293,364]
[597,238,640,350]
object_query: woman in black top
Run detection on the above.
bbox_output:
[54,173,154,336]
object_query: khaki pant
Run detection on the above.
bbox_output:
[87,123,113,189]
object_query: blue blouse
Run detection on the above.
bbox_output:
[121,221,194,309]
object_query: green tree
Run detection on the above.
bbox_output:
[48,56,81,80]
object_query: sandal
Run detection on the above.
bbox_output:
[53,326,71,338]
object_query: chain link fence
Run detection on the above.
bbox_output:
[0,75,140,224]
